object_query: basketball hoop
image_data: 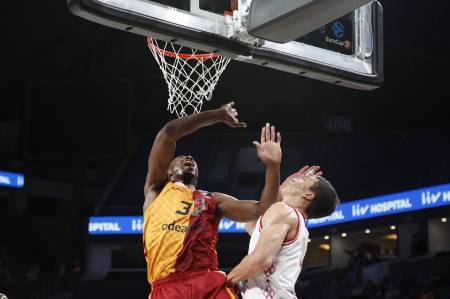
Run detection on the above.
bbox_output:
[147,37,231,118]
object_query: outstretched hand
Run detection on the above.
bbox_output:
[253,123,282,167]
[281,165,323,187]
[220,101,247,128]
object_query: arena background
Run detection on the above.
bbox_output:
[1,0,450,298]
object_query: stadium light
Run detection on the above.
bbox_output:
[324,235,330,240]
[341,232,347,237]
[319,244,331,251]
[364,229,371,234]
[442,218,448,223]
[390,225,396,230]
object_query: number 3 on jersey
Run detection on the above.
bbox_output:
[176,201,192,215]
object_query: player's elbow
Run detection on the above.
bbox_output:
[158,122,179,141]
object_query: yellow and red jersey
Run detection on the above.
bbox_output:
[143,181,219,284]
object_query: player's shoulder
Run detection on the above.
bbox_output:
[267,202,294,214]
[143,181,171,213]
[264,202,298,223]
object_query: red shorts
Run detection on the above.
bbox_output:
[149,270,237,299]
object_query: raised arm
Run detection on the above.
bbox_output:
[254,123,282,214]
[215,123,281,222]
[144,102,246,208]
[226,202,297,285]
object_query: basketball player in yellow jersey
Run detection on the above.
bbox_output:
[143,102,301,299]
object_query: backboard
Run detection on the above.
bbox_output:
[68,0,383,90]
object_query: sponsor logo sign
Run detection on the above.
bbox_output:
[325,18,353,54]
[88,183,450,234]
[331,21,345,38]
[0,170,24,189]
[307,183,450,228]
[88,216,245,235]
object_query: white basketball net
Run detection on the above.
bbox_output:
[147,38,231,118]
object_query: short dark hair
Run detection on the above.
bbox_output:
[306,177,339,219]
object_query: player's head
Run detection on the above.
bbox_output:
[167,155,198,186]
[281,176,339,219]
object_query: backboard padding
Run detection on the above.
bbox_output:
[67,0,383,90]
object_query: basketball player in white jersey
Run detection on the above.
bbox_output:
[227,170,339,299]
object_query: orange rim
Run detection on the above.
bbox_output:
[147,37,222,60]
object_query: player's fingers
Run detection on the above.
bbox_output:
[233,121,247,128]
[253,141,261,150]
[297,166,310,174]
[265,123,270,142]
[261,126,265,143]
[277,132,282,144]
[306,165,317,175]
[313,166,322,176]
[271,125,276,141]
[307,166,320,175]
[313,171,323,177]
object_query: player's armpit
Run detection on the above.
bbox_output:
[245,220,257,236]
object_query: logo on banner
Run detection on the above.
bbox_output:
[370,198,412,213]
[332,21,345,38]
[89,222,121,232]
[17,176,24,187]
[421,191,441,205]
[308,210,345,225]
[220,219,235,230]
[132,219,143,232]
[352,204,370,217]
[0,171,25,189]
[88,184,450,234]
[352,199,412,217]
[0,175,11,185]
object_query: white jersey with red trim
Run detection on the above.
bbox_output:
[241,204,309,299]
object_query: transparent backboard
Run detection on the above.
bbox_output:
[68,0,383,90]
